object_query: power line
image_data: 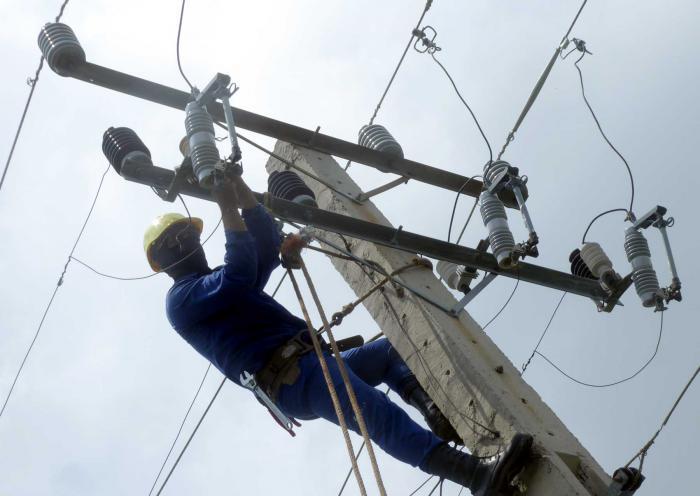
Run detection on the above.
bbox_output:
[446,175,481,244]
[497,0,589,159]
[368,0,434,126]
[573,52,635,215]
[153,272,288,496]
[176,0,194,91]
[0,0,71,194]
[581,208,629,244]
[625,363,700,471]
[521,292,567,375]
[482,274,520,330]
[0,164,110,419]
[147,363,212,496]
[535,311,664,388]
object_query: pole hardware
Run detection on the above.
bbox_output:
[607,467,644,496]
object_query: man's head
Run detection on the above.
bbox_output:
[144,213,209,278]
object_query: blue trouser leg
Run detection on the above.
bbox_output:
[276,339,443,467]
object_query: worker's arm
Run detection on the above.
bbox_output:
[233,175,283,291]
[168,179,261,328]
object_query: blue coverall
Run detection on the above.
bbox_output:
[166,204,442,468]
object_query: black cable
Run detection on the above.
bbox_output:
[536,311,664,388]
[0,164,110,418]
[176,0,194,91]
[147,363,212,496]
[408,475,435,496]
[430,53,493,164]
[574,52,635,215]
[70,217,223,281]
[521,292,567,375]
[447,176,481,244]
[427,478,443,496]
[581,207,629,244]
[0,0,71,194]
[482,274,520,330]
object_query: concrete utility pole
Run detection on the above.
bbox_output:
[267,141,612,496]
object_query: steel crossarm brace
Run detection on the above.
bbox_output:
[118,162,607,301]
[63,61,519,208]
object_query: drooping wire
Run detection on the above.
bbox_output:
[0,163,110,418]
[581,208,630,244]
[521,292,567,375]
[408,475,435,496]
[70,217,223,281]
[482,274,520,330]
[0,0,71,194]
[535,312,664,388]
[574,52,635,215]
[624,364,700,471]
[447,175,482,244]
[147,363,212,496]
[430,53,493,164]
[153,272,287,496]
[176,0,194,91]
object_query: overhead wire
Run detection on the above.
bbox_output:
[496,0,589,160]
[0,163,110,418]
[147,363,212,496]
[535,311,664,388]
[581,207,630,244]
[0,0,71,194]
[624,364,700,471]
[176,0,194,91]
[573,51,635,215]
[521,292,567,375]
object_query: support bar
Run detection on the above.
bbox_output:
[65,61,520,207]
[118,162,608,301]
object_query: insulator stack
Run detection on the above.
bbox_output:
[268,170,318,207]
[580,242,619,290]
[480,191,515,268]
[37,23,85,76]
[358,124,404,158]
[101,127,152,174]
[569,249,596,280]
[624,228,661,307]
[436,260,469,293]
[185,102,220,188]
[483,160,511,187]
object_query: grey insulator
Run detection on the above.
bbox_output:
[358,124,404,158]
[483,160,511,188]
[37,23,85,76]
[480,191,515,268]
[436,260,468,293]
[624,228,661,307]
[185,102,220,188]
[580,242,618,290]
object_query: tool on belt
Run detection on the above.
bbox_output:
[249,329,365,436]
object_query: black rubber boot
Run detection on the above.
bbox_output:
[401,378,462,444]
[421,434,533,496]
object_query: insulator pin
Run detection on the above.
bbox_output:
[185,102,220,188]
[358,124,404,158]
[480,191,515,268]
[37,23,85,76]
[101,127,152,174]
[624,228,662,308]
[268,170,317,207]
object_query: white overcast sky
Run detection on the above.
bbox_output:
[1,1,698,495]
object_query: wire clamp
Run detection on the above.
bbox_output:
[413,26,441,54]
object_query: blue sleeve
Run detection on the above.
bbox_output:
[167,230,258,329]
[242,204,282,290]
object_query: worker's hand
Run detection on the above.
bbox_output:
[211,173,240,209]
[280,233,307,269]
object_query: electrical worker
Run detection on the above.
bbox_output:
[144,173,533,495]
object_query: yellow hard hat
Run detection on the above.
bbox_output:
[144,213,203,271]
